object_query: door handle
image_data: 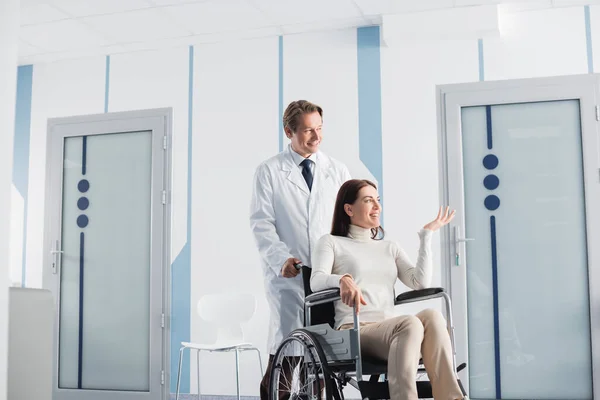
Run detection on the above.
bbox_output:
[453,226,474,266]
[50,239,63,275]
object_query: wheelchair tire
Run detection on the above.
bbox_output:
[269,329,335,400]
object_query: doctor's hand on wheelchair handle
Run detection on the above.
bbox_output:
[281,258,302,278]
[340,275,367,313]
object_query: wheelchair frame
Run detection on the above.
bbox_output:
[301,286,462,397]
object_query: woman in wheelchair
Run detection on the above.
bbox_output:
[310,179,465,400]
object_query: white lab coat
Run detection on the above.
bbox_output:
[250,145,351,354]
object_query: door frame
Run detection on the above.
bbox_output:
[436,74,600,396]
[42,108,173,400]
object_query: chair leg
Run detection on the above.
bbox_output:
[176,347,185,400]
[250,347,264,376]
[235,349,241,400]
[197,349,201,400]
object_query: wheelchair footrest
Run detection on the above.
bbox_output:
[416,381,433,398]
[358,381,389,400]
[358,380,433,399]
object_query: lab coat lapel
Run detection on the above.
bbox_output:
[281,152,310,195]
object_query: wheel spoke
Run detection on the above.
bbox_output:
[269,332,329,400]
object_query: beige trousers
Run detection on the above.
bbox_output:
[341,308,463,400]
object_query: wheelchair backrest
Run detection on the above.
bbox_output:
[301,266,336,328]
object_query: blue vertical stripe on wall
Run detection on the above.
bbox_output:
[478,39,485,81]
[278,36,284,153]
[104,55,111,113]
[357,26,384,223]
[14,65,33,286]
[585,6,594,73]
[170,45,193,393]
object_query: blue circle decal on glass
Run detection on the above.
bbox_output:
[77,197,89,210]
[484,195,500,211]
[483,175,500,190]
[483,155,499,170]
[78,179,90,193]
[77,215,89,228]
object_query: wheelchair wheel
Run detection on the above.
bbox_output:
[269,329,334,400]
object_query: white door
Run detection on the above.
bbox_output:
[438,74,600,400]
[43,109,172,400]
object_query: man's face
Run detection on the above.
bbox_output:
[286,111,322,157]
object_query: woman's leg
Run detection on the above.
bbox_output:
[416,308,464,400]
[360,315,425,400]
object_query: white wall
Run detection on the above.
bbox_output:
[284,29,375,181]
[190,37,279,395]
[10,4,600,397]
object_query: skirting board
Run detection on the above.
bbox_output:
[169,396,361,400]
[169,396,258,400]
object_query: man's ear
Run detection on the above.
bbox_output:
[284,126,294,139]
[344,204,353,217]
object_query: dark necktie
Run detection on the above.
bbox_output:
[300,159,314,191]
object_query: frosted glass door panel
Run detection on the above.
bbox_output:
[461,100,592,399]
[58,131,152,391]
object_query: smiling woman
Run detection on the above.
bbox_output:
[310,178,464,400]
[330,179,383,240]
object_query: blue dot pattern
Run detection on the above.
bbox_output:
[483,154,499,170]
[77,197,89,210]
[77,215,89,228]
[485,195,500,211]
[484,175,500,190]
[483,155,500,211]
[77,180,89,228]
[78,179,90,193]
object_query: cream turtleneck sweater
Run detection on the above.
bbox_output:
[310,225,433,329]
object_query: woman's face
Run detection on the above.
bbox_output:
[345,185,381,229]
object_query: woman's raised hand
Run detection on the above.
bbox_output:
[423,206,456,232]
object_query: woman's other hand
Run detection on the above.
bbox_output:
[423,206,456,232]
[339,275,367,313]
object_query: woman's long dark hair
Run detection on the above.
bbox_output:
[331,179,384,240]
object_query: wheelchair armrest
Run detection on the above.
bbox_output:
[395,287,445,305]
[305,288,341,305]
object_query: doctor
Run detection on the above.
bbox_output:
[250,100,351,399]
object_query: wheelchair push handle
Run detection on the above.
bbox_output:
[293,262,307,271]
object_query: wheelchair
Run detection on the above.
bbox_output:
[268,265,467,400]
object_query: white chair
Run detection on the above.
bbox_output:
[175,292,264,400]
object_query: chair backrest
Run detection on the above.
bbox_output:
[197,292,256,344]
[301,266,336,328]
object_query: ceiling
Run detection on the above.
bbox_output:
[17,0,600,65]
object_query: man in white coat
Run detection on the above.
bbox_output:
[250,100,351,398]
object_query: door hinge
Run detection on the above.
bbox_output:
[161,370,165,385]
[162,190,167,205]
[163,136,168,150]
[595,105,599,121]
[161,313,165,328]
